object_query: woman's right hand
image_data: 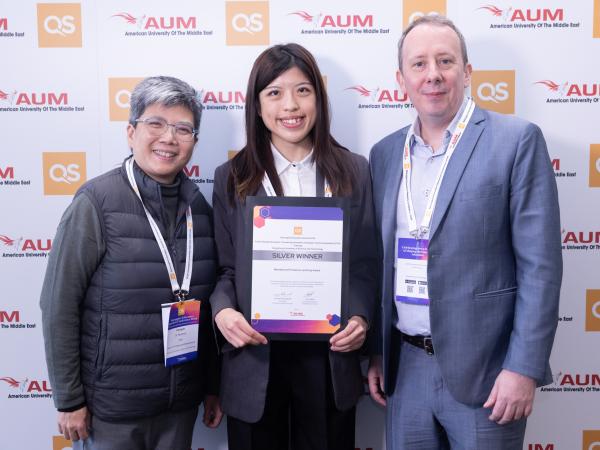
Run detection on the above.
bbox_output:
[214,308,268,348]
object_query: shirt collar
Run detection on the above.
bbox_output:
[270,142,314,175]
[407,96,470,148]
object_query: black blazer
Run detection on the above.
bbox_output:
[209,150,378,422]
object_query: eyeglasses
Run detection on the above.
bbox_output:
[135,116,197,142]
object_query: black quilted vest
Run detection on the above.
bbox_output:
[76,159,217,421]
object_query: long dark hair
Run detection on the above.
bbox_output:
[228,43,356,203]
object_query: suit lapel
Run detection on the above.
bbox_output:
[382,133,405,249]
[428,106,486,239]
[255,183,267,196]
[316,168,324,197]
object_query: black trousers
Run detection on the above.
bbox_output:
[227,341,356,450]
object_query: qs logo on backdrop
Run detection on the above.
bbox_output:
[228,150,239,160]
[594,0,600,38]
[471,70,515,114]
[43,152,86,195]
[403,0,446,27]
[108,78,144,121]
[37,3,82,48]
[226,1,269,46]
[583,430,600,450]
[53,436,72,450]
[590,144,600,187]
[586,290,600,332]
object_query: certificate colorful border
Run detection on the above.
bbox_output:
[246,196,350,341]
[254,205,343,228]
[251,318,340,334]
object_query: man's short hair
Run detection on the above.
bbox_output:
[397,15,469,72]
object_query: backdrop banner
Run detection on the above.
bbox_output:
[1,1,598,449]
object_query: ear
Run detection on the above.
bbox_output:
[126,123,136,149]
[396,70,406,95]
[464,63,473,88]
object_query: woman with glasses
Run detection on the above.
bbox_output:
[210,44,378,450]
[40,76,222,449]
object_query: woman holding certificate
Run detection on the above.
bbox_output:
[210,43,377,450]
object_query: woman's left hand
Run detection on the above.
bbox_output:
[202,394,224,428]
[329,316,368,352]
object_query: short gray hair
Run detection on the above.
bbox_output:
[129,76,203,131]
[397,15,469,72]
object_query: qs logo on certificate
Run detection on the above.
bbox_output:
[403,0,446,27]
[226,1,269,46]
[37,3,82,48]
[471,70,516,115]
[43,152,86,195]
[108,78,144,121]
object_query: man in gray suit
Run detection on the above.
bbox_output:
[367,15,562,449]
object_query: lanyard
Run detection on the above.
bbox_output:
[261,168,331,197]
[402,98,475,239]
[126,158,194,300]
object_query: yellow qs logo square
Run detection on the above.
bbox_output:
[589,145,600,188]
[594,0,600,38]
[226,1,269,46]
[43,152,86,195]
[586,290,600,332]
[471,70,516,115]
[108,77,144,121]
[403,0,446,28]
[583,430,600,450]
[53,435,72,450]
[37,3,82,48]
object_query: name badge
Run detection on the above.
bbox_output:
[395,238,429,306]
[161,299,201,367]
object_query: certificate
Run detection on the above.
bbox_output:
[246,196,349,340]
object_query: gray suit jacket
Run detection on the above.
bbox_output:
[370,106,562,406]
[210,151,378,422]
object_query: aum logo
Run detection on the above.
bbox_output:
[477,5,564,22]
[345,85,409,103]
[111,12,197,30]
[288,11,374,28]
[0,376,52,393]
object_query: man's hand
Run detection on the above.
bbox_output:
[330,316,368,352]
[58,406,91,441]
[367,355,386,407]
[215,308,267,348]
[483,369,536,424]
[202,394,224,428]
